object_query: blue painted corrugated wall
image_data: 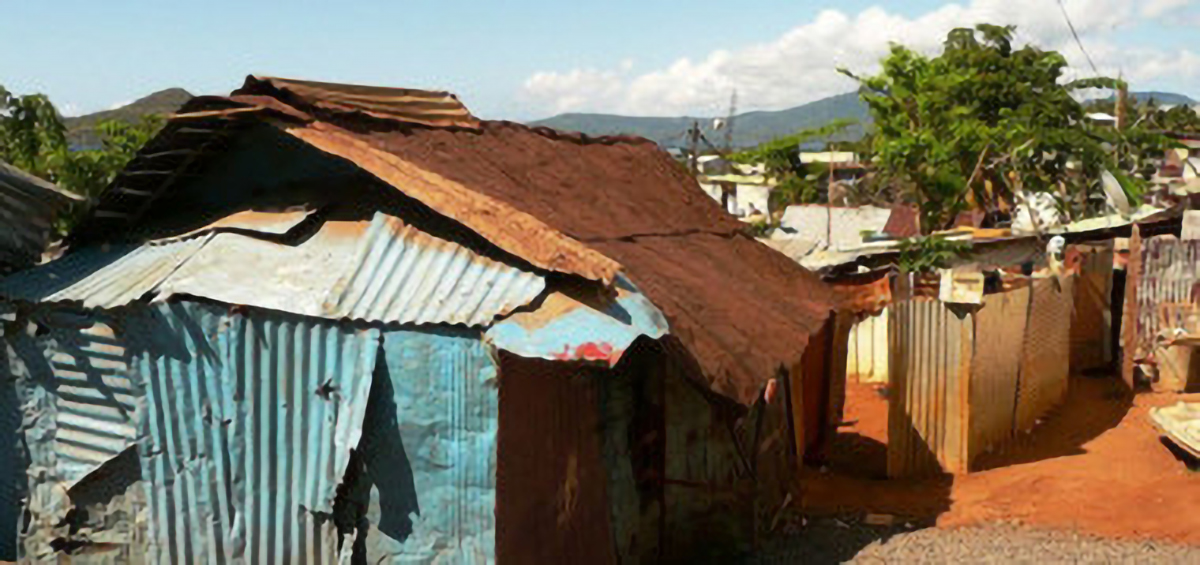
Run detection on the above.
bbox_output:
[126,301,380,564]
[350,328,499,563]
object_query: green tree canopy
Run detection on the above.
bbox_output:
[1,85,163,234]
[840,24,1172,233]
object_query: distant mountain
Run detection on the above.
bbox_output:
[529,91,870,149]
[64,88,193,149]
[1128,91,1195,105]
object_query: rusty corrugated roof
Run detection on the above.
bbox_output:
[64,76,837,405]
[236,75,481,130]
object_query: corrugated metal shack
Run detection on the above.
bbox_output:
[0,77,837,563]
[887,271,1075,477]
[0,161,82,273]
[769,213,1185,479]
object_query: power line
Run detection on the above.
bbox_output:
[1055,0,1099,75]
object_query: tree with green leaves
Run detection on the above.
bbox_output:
[0,85,163,233]
[840,24,1173,234]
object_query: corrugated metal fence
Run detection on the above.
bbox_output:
[889,277,1075,477]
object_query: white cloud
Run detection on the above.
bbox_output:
[521,0,1198,117]
[106,99,134,111]
[57,102,84,118]
[1142,0,1192,18]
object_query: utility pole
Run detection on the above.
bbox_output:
[688,120,700,177]
[1116,80,1128,131]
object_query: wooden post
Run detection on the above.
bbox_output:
[1116,82,1128,131]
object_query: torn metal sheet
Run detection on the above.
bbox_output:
[162,207,316,241]
[484,277,668,366]
[1,212,546,327]
[1150,402,1200,459]
[347,328,498,563]
[124,301,379,563]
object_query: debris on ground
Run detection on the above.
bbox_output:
[1150,401,1200,462]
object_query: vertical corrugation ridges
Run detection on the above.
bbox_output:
[889,299,970,478]
[847,309,889,383]
[1134,236,1200,362]
[969,286,1030,463]
[134,301,378,564]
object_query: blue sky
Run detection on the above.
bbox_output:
[2,0,1197,120]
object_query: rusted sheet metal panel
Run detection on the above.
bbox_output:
[888,299,972,478]
[237,76,482,130]
[348,328,497,563]
[1,212,545,327]
[1070,243,1114,372]
[484,277,668,366]
[286,123,622,285]
[126,301,379,564]
[1122,225,1143,389]
[0,161,80,272]
[495,355,616,565]
[968,286,1030,464]
[1016,277,1074,433]
[1131,235,1200,372]
[847,309,890,383]
[662,350,753,562]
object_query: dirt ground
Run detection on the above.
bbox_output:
[798,374,1200,546]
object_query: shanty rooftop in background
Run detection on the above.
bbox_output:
[30,75,835,405]
[763,200,1187,277]
[0,160,81,273]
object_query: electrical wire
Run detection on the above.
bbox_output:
[1055,0,1100,75]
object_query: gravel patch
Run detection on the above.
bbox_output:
[748,518,1200,564]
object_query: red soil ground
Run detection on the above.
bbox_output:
[799,375,1200,544]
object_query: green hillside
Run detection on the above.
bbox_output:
[64,88,193,149]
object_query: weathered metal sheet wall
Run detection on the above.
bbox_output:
[352,328,497,563]
[1132,235,1200,371]
[126,301,379,564]
[968,286,1030,464]
[1070,243,1114,372]
[1016,278,1074,433]
[598,343,657,565]
[0,306,149,560]
[495,355,615,565]
[847,309,889,383]
[888,299,972,478]
[662,351,753,562]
